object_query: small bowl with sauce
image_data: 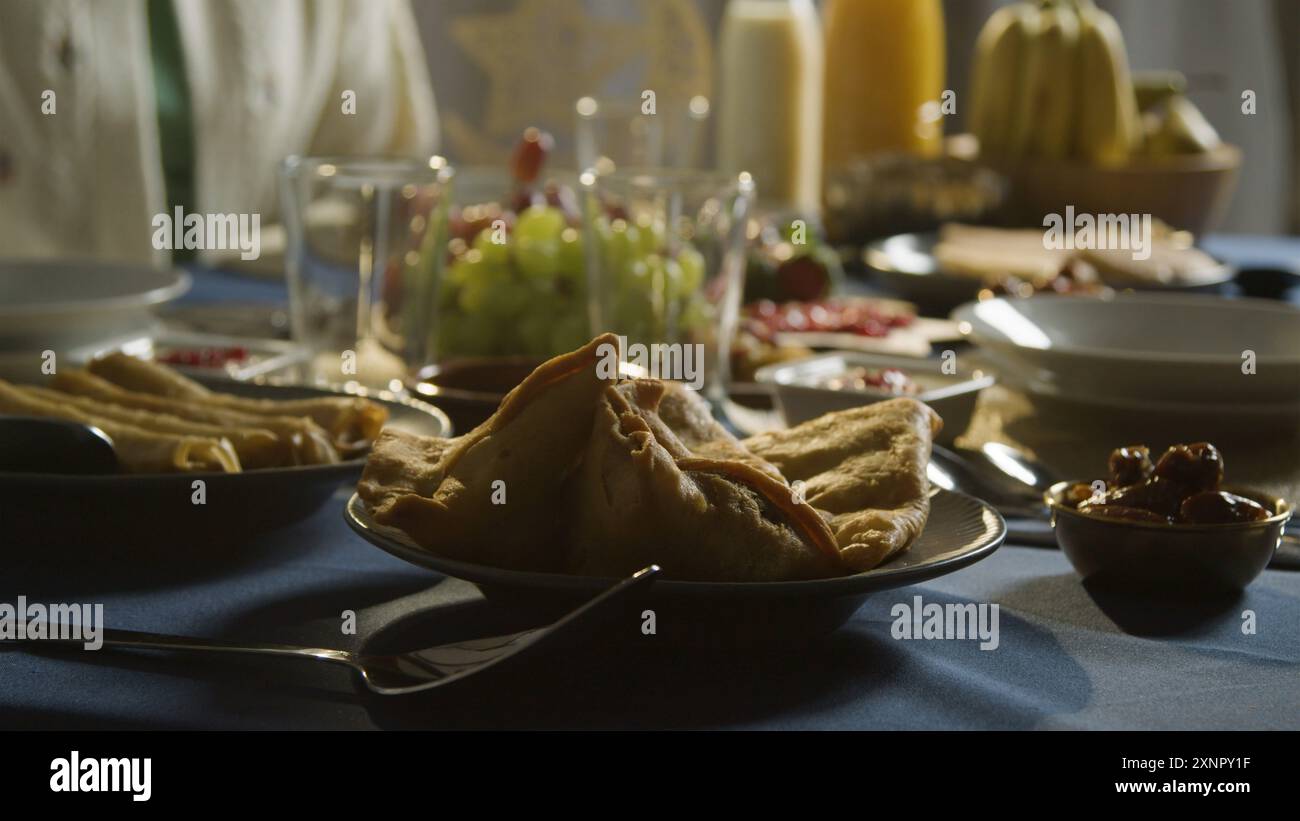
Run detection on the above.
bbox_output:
[411,357,656,432]
[1045,481,1292,593]
[755,352,994,445]
[411,357,544,432]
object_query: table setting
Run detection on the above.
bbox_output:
[2,0,1299,750]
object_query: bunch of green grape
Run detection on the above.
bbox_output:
[434,203,712,360]
[435,204,588,358]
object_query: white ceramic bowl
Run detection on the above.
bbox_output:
[0,259,190,352]
[951,293,1300,405]
[754,352,995,445]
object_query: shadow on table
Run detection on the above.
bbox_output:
[0,705,181,730]
[5,640,362,729]
[182,574,915,729]
[1081,582,1247,637]
[353,585,1091,730]
[995,570,1247,637]
[0,576,443,730]
[360,624,907,730]
[170,576,913,729]
[2,522,329,597]
[8,574,1092,729]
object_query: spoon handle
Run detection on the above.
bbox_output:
[6,625,356,668]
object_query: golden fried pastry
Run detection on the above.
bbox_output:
[743,397,941,571]
[21,384,287,469]
[357,428,455,512]
[88,352,387,454]
[566,382,842,582]
[50,369,339,465]
[357,338,941,580]
[359,333,618,572]
[0,379,241,473]
[626,379,786,481]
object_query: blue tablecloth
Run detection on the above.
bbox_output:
[3,235,1299,730]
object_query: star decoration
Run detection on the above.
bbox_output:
[445,0,711,163]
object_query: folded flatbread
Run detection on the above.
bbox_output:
[635,379,786,482]
[21,383,286,469]
[358,333,618,571]
[0,379,241,473]
[88,352,386,454]
[935,223,1069,283]
[49,369,339,465]
[566,381,843,581]
[743,397,941,571]
[358,335,941,581]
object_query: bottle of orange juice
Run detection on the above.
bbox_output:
[822,0,946,179]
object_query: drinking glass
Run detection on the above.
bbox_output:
[279,156,453,387]
[581,168,755,402]
[574,95,712,172]
[574,97,663,172]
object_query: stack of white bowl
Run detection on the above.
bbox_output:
[0,261,188,379]
[951,293,1300,423]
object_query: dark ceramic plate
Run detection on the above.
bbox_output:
[344,488,1006,640]
[0,378,451,555]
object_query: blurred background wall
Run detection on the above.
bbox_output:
[410,0,1297,235]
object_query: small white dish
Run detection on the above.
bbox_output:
[754,352,995,445]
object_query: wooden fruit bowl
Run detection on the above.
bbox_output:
[983,143,1241,235]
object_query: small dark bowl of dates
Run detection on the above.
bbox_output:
[1045,443,1292,593]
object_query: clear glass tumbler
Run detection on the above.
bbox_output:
[279,156,453,388]
[581,168,755,402]
[574,95,712,172]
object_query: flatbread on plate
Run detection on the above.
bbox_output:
[357,339,941,580]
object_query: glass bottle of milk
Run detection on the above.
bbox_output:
[716,0,823,215]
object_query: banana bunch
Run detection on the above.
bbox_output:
[970,0,1141,165]
[1132,71,1223,157]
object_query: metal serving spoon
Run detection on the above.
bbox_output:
[0,416,118,474]
[928,444,1049,520]
[962,442,1064,496]
[6,566,659,695]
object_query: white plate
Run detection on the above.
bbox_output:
[952,293,1300,405]
[0,259,189,352]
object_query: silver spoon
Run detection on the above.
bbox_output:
[929,445,1047,520]
[5,565,659,695]
[966,442,1064,494]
